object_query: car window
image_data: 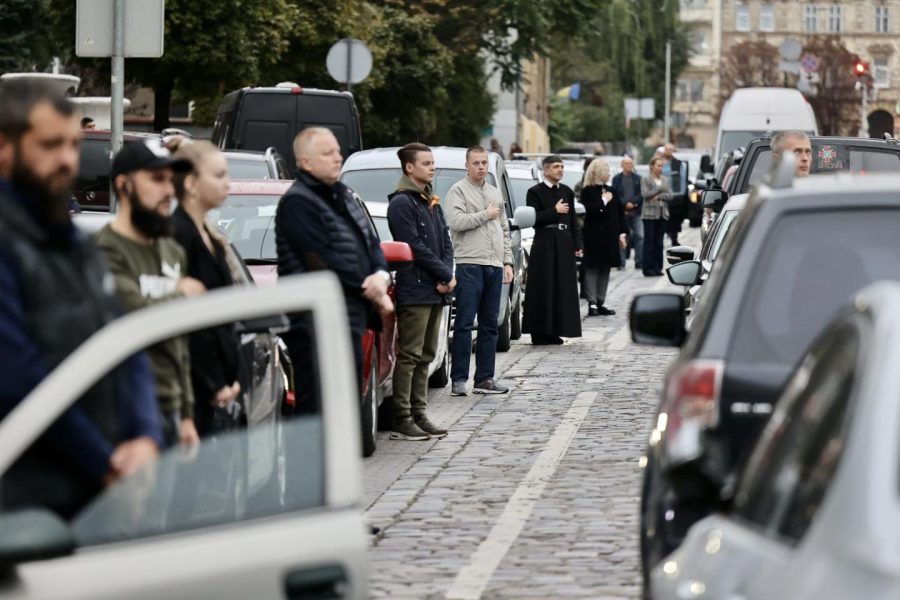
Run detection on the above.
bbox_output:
[708,209,740,261]
[341,168,496,203]
[209,194,278,260]
[743,146,900,193]
[76,139,112,192]
[226,158,272,180]
[372,214,391,242]
[508,176,536,210]
[729,209,900,366]
[720,131,768,158]
[734,323,859,544]
[3,308,325,549]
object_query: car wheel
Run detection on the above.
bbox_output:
[510,295,522,340]
[361,354,380,457]
[496,297,511,352]
[428,323,450,388]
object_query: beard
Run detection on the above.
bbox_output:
[11,149,73,227]
[127,189,173,239]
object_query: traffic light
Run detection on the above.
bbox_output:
[854,60,870,77]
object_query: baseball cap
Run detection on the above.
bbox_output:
[111,138,192,179]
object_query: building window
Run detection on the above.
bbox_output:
[680,0,707,8]
[691,29,708,54]
[690,80,705,102]
[676,79,705,102]
[876,6,890,33]
[804,5,818,32]
[875,57,890,87]
[828,6,842,32]
[736,5,751,31]
[759,4,775,31]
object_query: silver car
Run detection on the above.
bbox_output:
[652,281,900,600]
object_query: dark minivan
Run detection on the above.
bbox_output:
[211,83,363,175]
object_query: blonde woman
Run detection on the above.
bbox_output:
[166,137,246,435]
[580,160,628,316]
[640,156,673,277]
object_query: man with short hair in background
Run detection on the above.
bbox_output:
[770,130,812,177]
[0,79,163,518]
[386,143,455,440]
[96,139,203,448]
[275,127,393,415]
[612,156,644,270]
[445,145,513,396]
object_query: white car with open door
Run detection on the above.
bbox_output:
[0,273,367,599]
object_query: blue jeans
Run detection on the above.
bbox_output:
[621,213,644,267]
[451,264,503,383]
[642,219,666,275]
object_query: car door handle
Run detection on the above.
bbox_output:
[284,565,348,600]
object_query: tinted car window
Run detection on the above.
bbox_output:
[508,176,536,209]
[730,209,900,366]
[226,158,272,180]
[735,325,858,543]
[341,168,495,203]
[209,195,278,260]
[744,146,900,192]
[371,215,391,241]
[709,209,740,261]
[720,131,768,158]
[76,139,112,192]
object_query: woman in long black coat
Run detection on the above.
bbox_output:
[580,160,628,316]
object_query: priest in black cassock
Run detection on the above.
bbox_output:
[521,155,583,345]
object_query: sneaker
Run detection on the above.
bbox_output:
[414,415,448,438]
[389,417,431,441]
[588,304,599,316]
[451,381,468,396]
[473,379,509,394]
[598,306,616,316]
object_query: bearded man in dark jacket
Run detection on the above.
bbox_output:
[275,127,393,415]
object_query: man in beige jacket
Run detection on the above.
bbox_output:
[445,145,514,396]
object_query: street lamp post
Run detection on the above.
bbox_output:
[664,41,672,143]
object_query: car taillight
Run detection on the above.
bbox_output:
[662,360,723,466]
[291,86,303,95]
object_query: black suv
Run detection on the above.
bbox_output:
[630,145,900,595]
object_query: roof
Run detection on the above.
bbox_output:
[227,179,293,196]
[341,146,503,172]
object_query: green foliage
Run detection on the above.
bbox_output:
[0,0,54,72]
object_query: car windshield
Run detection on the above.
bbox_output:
[720,131,768,158]
[208,194,277,261]
[226,157,271,180]
[341,168,496,203]
[729,208,900,366]
[508,176,536,209]
[709,209,740,261]
[372,214,391,241]
[744,145,900,192]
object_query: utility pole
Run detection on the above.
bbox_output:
[860,82,869,138]
[110,0,125,213]
[664,40,672,143]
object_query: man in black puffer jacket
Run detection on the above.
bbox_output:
[386,143,455,441]
[275,127,393,415]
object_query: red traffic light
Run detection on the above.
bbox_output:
[854,60,869,76]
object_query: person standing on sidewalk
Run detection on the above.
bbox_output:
[387,143,455,440]
[95,139,203,448]
[521,155,583,345]
[445,145,513,396]
[640,156,672,277]
[611,156,643,270]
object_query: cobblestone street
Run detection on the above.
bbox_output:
[363,229,697,599]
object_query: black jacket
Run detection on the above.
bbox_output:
[275,171,387,335]
[611,172,643,215]
[581,184,628,269]
[386,190,454,306]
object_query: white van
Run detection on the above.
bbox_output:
[715,87,818,163]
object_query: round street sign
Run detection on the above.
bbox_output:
[800,52,820,73]
[326,38,373,86]
[780,38,803,61]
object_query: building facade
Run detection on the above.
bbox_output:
[480,56,551,156]
[677,0,900,143]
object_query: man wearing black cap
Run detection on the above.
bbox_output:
[0,79,163,518]
[96,138,205,447]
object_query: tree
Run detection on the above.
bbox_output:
[802,36,863,136]
[0,0,55,73]
[719,39,782,106]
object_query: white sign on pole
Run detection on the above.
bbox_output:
[76,0,165,58]
[326,39,373,87]
[625,97,656,120]
[639,97,655,119]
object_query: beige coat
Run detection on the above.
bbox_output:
[445,176,513,267]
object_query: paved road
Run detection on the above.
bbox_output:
[363,228,698,599]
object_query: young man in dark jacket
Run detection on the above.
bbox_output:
[386,143,455,440]
[611,156,644,270]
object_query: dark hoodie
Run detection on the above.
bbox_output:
[386,176,454,306]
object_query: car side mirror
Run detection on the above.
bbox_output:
[0,509,75,568]
[702,190,727,213]
[667,260,703,287]
[509,206,536,231]
[236,313,290,335]
[381,240,414,271]
[630,293,686,347]
[666,246,696,266]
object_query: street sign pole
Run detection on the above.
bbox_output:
[110,0,125,213]
[664,41,672,143]
[861,82,869,138]
[345,38,353,95]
